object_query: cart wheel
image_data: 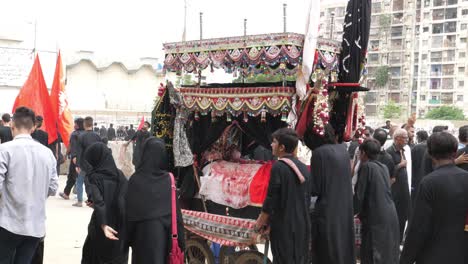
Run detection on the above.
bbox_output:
[185,239,215,264]
[233,251,271,264]
[218,245,258,264]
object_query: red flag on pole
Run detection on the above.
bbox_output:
[50,51,74,148]
[12,55,57,144]
[137,116,145,130]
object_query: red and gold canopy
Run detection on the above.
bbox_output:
[163,33,341,75]
[179,86,295,116]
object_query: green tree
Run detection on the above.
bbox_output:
[425,106,465,120]
[379,14,391,29]
[381,100,402,119]
[374,66,390,88]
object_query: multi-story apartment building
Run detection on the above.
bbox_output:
[320,0,468,118]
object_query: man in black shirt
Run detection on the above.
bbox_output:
[126,124,136,140]
[93,122,99,133]
[71,116,101,207]
[60,118,84,200]
[386,129,411,243]
[107,123,116,141]
[373,128,396,179]
[31,116,48,146]
[400,132,468,264]
[0,113,13,144]
[124,121,150,166]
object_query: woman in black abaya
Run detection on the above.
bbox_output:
[82,142,128,264]
[126,137,185,264]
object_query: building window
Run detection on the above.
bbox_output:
[444,22,457,33]
[463,9,468,16]
[370,40,380,51]
[431,52,443,63]
[457,95,464,101]
[433,9,444,20]
[459,81,465,87]
[433,0,445,6]
[447,0,458,4]
[462,24,468,30]
[459,67,466,73]
[433,23,444,34]
[422,54,428,60]
[389,93,401,103]
[441,93,454,104]
[423,26,429,32]
[460,52,466,58]
[391,26,403,37]
[369,53,379,63]
[446,8,458,19]
[461,38,467,43]
[421,95,426,101]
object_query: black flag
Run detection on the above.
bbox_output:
[339,0,371,83]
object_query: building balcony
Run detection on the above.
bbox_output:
[429,99,441,104]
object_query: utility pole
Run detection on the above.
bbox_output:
[330,12,335,40]
[182,0,187,41]
[198,12,203,86]
[244,18,247,37]
[283,3,287,33]
[33,20,37,56]
[199,12,203,40]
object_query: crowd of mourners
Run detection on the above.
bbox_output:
[0,106,467,264]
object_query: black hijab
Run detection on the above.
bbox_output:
[84,142,120,181]
[126,137,172,221]
[82,142,128,262]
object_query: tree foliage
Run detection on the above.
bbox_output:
[374,66,390,87]
[381,100,402,119]
[379,14,391,29]
[425,106,465,120]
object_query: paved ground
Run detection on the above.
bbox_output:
[44,176,92,263]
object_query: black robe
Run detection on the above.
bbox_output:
[262,155,310,264]
[354,160,400,264]
[400,164,468,264]
[410,143,433,200]
[376,150,395,179]
[310,144,356,264]
[386,145,411,242]
[81,142,128,264]
[126,138,185,264]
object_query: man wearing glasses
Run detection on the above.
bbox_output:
[386,129,411,244]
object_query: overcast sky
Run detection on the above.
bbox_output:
[1,0,347,59]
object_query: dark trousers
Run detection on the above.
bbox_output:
[0,227,41,264]
[31,240,44,264]
[64,162,77,196]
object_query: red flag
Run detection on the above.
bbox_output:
[50,51,73,148]
[13,55,57,144]
[137,116,145,130]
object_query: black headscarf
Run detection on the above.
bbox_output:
[126,137,172,221]
[84,142,120,180]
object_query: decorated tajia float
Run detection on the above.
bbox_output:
[151,3,370,263]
